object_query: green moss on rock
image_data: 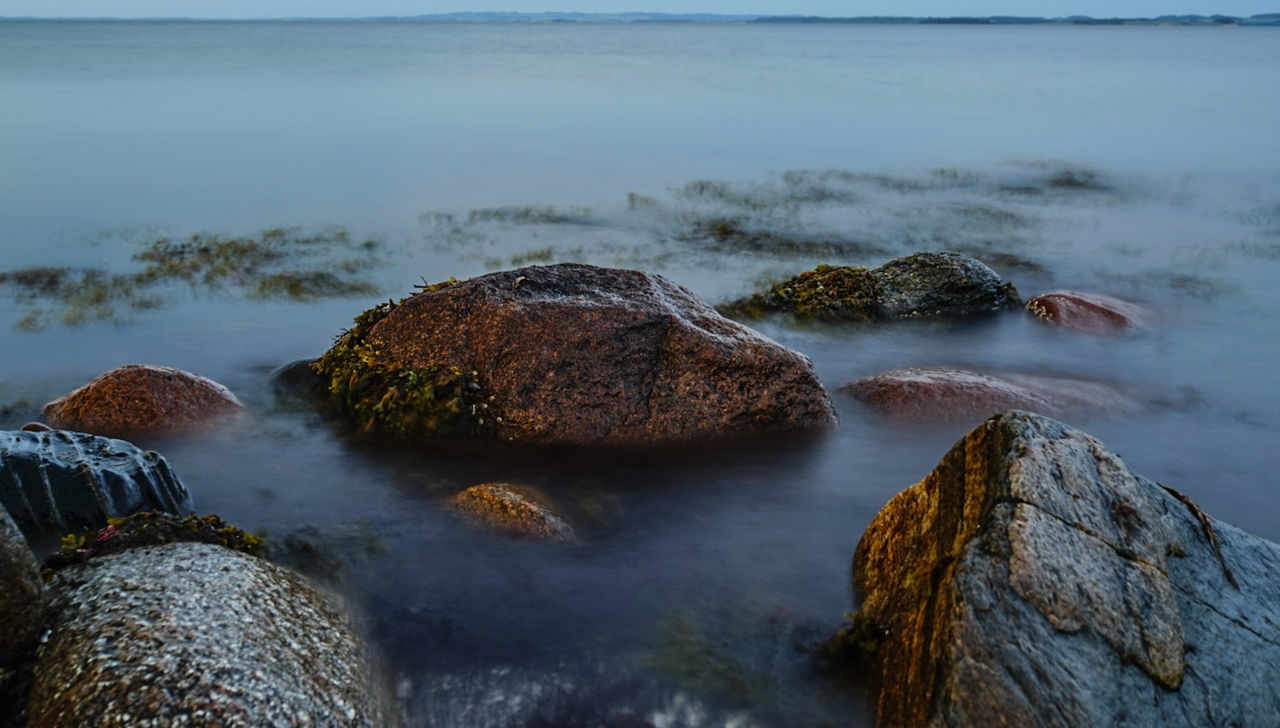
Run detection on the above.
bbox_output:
[42,512,263,580]
[722,264,882,322]
[312,289,488,440]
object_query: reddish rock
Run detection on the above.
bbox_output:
[1026,290,1152,333]
[449,483,577,542]
[42,364,245,439]
[842,367,1142,423]
[335,263,836,446]
[19,422,51,432]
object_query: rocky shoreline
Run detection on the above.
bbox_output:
[2,253,1274,725]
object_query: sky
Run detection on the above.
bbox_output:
[2,1,1277,19]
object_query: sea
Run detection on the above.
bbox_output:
[1,20,1278,727]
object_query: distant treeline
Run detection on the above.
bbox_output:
[753,14,1280,26]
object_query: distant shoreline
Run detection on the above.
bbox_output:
[2,12,1279,26]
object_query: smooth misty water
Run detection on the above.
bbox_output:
[2,20,1279,727]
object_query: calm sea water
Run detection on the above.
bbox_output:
[2,21,1279,726]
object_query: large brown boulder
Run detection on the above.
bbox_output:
[1026,290,1153,333]
[841,366,1143,423]
[41,364,245,439]
[848,411,1280,727]
[313,263,836,446]
[25,541,399,727]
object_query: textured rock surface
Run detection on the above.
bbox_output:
[42,364,245,439]
[852,411,1280,727]
[26,542,399,728]
[450,482,577,542]
[0,506,43,663]
[328,263,836,445]
[0,430,191,538]
[723,252,1020,322]
[842,366,1143,422]
[1026,290,1152,333]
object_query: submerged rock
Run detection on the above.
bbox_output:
[313,263,836,446]
[41,364,245,439]
[26,541,399,727]
[1026,290,1153,333]
[723,252,1020,322]
[850,411,1280,727]
[842,366,1143,422]
[449,482,577,542]
[0,430,191,538]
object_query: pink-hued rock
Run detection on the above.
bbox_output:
[842,367,1143,423]
[1026,290,1152,333]
[42,364,245,439]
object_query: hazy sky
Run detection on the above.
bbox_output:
[4,1,1277,18]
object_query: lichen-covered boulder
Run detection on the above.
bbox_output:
[450,483,577,542]
[41,364,245,439]
[0,506,43,667]
[26,541,399,727]
[841,367,1143,423]
[0,430,191,538]
[848,411,1280,727]
[313,263,836,446]
[1026,290,1153,333]
[722,252,1020,322]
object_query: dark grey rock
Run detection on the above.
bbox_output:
[852,410,1280,727]
[0,505,43,715]
[872,251,1020,319]
[0,430,191,538]
[26,541,399,727]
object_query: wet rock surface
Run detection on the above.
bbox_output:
[842,366,1144,422]
[851,411,1280,727]
[449,482,578,542]
[722,252,1020,322]
[25,541,399,728]
[1026,290,1152,333]
[41,364,245,439]
[0,507,43,664]
[0,430,191,538]
[318,263,836,446]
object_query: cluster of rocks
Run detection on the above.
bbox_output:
[9,254,1272,725]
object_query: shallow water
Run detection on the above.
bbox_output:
[2,20,1279,727]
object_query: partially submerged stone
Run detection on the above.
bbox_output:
[450,482,577,542]
[842,366,1143,423]
[1026,290,1153,333]
[723,252,1020,323]
[42,364,245,439]
[314,263,836,446]
[849,411,1280,727]
[26,541,399,727]
[0,430,191,539]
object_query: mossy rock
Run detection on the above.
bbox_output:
[449,483,577,542]
[723,252,1021,323]
[41,511,263,581]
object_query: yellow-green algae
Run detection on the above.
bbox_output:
[311,279,491,440]
[721,264,882,322]
[42,512,263,581]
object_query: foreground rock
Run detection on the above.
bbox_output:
[1026,290,1152,333]
[26,541,399,727]
[41,364,245,439]
[849,411,1280,727]
[314,263,836,446]
[842,366,1143,423]
[0,506,43,686]
[0,430,191,538]
[450,483,577,542]
[723,252,1020,322]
